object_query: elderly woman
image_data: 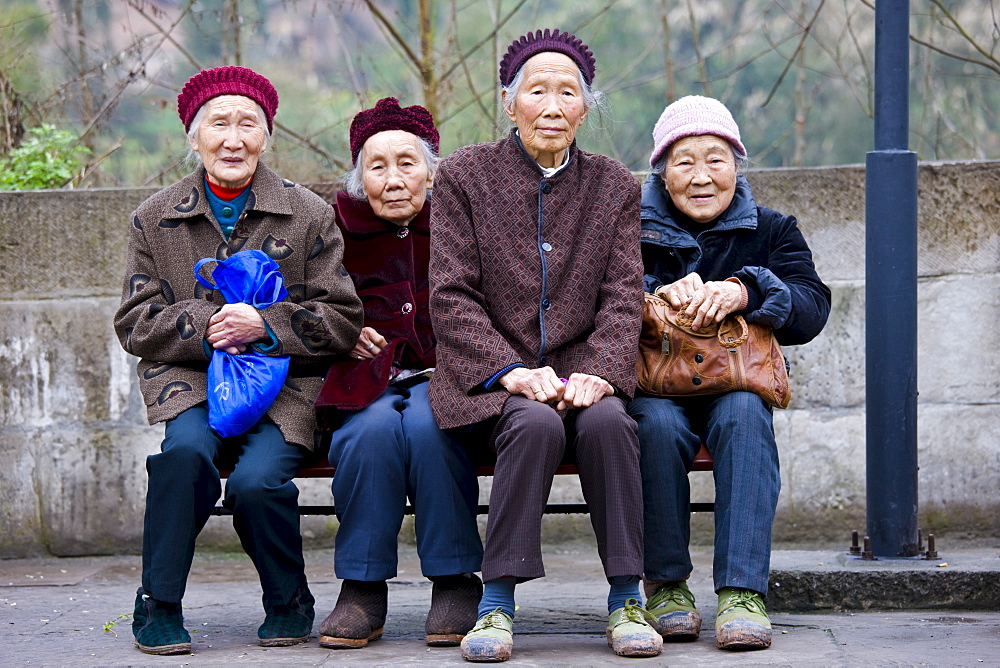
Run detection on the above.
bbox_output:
[114,66,363,655]
[429,29,662,662]
[628,96,831,651]
[313,97,483,650]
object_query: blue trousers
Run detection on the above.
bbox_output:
[628,391,780,595]
[141,404,307,606]
[328,381,483,581]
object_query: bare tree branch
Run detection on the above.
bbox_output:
[762,0,826,107]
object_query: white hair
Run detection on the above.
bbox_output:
[184,100,271,166]
[343,136,440,201]
[499,62,607,123]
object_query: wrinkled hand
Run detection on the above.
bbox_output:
[205,303,266,354]
[350,326,389,361]
[684,280,743,330]
[556,373,613,411]
[499,366,564,403]
[655,272,705,309]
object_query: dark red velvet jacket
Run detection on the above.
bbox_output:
[315,192,434,411]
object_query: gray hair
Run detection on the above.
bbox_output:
[499,63,607,124]
[343,136,440,201]
[652,140,749,175]
[184,100,271,167]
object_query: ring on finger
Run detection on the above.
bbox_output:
[366,342,375,351]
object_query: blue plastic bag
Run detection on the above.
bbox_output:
[195,250,291,438]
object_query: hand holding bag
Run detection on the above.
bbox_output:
[194,250,291,437]
[636,292,791,409]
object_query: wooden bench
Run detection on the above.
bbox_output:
[212,444,714,516]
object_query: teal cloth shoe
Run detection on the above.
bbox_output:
[646,580,702,640]
[258,585,316,647]
[460,608,514,662]
[132,588,191,655]
[715,587,772,650]
[606,598,663,657]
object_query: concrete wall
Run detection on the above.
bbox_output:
[1,162,997,557]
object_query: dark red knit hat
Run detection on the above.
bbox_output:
[349,97,440,165]
[499,29,596,87]
[177,66,279,133]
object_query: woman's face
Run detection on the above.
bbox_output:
[189,95,267,189]
[663,134,738,224]
[360,130,433,226]
[503,52,589,169]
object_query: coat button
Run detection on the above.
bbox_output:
[694,353,704,363]
[541,183,552,194]
[692,376,702,386]
[541,242,553,252]
[401,302,413,314]
[541,298,551,310]
[397,227,409,238]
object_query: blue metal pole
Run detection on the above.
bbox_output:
[865,0,920,557]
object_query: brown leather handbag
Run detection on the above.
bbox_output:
[636,292,791,408]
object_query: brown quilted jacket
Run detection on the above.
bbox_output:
[428,132,643,430]
[114,165,364,449]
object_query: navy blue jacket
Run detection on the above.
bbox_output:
[640,172,830,346]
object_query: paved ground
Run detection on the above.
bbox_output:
[3,544,999,666]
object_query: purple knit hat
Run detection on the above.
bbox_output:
[499,29,596,86]
[649,95,747,169]
[177,66,279,133]
[349,97,440,165]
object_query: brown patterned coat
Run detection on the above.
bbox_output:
[114,165,364,449]
[428,132,643,430]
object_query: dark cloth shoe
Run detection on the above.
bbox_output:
[318,580,388,649]
[426,573,483,646]
[258,584,316,647]
[132,587,191,655]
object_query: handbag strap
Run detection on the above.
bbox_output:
[718,315,749,348]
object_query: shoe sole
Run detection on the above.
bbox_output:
[259,635,309,647]
[134,639,191,655]
[426,633,464,646]
[461,638,513,662]
[318,627,384,649]
[606,630,663,657]
[652,610,702,640]
[716,619,772,650]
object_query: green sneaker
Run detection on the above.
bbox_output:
[606,598,663,657]
[715,587,772,650]
[460,608,513,662]
[646,581,702,640]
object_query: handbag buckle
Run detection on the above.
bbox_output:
[661,332,670,355]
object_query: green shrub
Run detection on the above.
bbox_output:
[0,125,91,190]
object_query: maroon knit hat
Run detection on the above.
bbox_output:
[349,97,440,165]
[499,29,596,87]
[177,66,279,133]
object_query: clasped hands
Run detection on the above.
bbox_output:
[655,272,743,330]
[205,303,266,354]
[499,366,612,410]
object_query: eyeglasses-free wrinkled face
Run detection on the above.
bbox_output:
[189,95,268,189]
[504,51,589,170]
[359,130,433,227]
[663,134,738,225]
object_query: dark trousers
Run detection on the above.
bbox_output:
[141,404,307,606]
[477,395,643,583]
[328,381,483,581]
[629,390,780,596]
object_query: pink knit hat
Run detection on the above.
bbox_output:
[349,97,440,165]
[649,95,746,168]
[177,66,279,134]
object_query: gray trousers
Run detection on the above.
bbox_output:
[477,395,643,583]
